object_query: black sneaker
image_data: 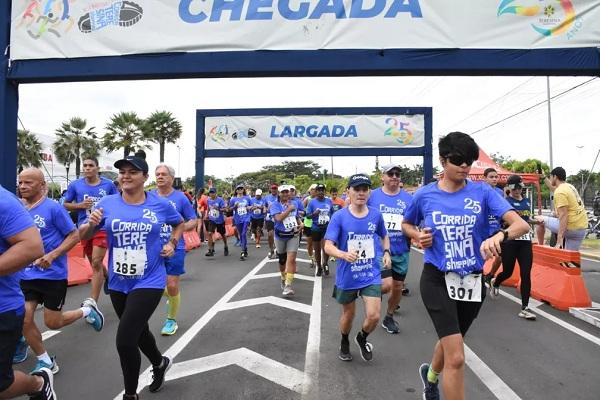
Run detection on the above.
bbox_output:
[315,267,323,277]
[483,274,492,288]
[402,286,410,296]
[323,264,330,276]
[29,367,56,400]
[419,363,440,400]
[339,341,352,361]
[224,247,229,256]
[243,250,248,257]
[149,356,172,393]
[382,315,400,334]
[240,252,245,261]
[122,394,139,400]
[205,249,214,257]
[354,332,373,362]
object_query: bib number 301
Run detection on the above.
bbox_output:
[113,247,146,276]
[444,272,482,302]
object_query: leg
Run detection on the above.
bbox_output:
[166,275,181,320]
[313,238,322,268]
[361,296,381,333]
[495,241,517,287]
[439,334,466,400]
[339,301,356,335]
[90,245,107,302]
[517,242,533,309]
[22,301,44,357]
[386,279,403,315]
[110,289,163,396]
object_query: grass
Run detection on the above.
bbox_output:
[582,238,600,250]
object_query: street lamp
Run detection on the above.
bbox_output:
[576,145,584,194]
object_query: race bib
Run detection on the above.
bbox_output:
[253,208,262,215]
[347,239,375,261]
[383,213,403,231]
[209,209,219,219]
[282,216,298,230]
[237,206,247,216]
[317,212,330,225]
[445,272,482,302]
[515,231,532,241]
[113,247,146,276]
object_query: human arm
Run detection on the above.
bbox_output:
[79,208,103,240]
[324,239,358,263]
[161,220,184,257]
[0,227,44,276]
[381,236,391,269]
[480,210,529,259]
[554,206,568,248]
[34,229,79,269]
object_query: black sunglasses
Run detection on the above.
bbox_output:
[386,171,401,177]
[446,154,475,167]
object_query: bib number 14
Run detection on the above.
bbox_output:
[444,272,482,302]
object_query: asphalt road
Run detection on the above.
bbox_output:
[13,240,600,400]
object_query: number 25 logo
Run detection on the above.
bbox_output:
[464,198,481,214]
[142,209,158,223]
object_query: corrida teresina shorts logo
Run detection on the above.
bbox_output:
[497,0,576,37]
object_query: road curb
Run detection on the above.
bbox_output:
[581,251,600,261]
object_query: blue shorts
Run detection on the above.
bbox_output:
[165,248,186,276]
[380,253,410,281]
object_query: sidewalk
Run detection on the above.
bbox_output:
[581,247,600,261]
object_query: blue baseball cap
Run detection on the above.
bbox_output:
[347,173,372,188]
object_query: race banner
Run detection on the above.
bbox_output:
[10,1,600,60]
[203,114,425,150]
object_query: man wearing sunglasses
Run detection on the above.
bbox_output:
[368,164,413,334]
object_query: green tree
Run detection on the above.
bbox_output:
[53,143,76,184]
[103,112,150,158]
[17,129,43,173]
[144,111,183,163]
[53,117,100,178]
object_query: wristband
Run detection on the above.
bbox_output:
[169,238,178,247]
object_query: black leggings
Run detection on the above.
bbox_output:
[496,240,533,309]
[110,288,164,395]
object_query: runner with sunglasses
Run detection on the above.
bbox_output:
[489,175,537,320]
[402,132,529,400]
[367,163,412,334]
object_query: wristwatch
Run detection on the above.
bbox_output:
[498,229,509,242]
[169,237,178,247]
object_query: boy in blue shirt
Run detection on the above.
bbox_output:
[324,174,391,363]
[306,184,333,277]
[229,184,252,260]
[206,188,229,256]
[249,189,267,249]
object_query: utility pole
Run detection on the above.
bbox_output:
[546,76,554,169]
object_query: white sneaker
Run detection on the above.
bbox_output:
[489,278,499,299]
[518,308,537,320]
[282,285,295,296]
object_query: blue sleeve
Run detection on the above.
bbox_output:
[0,196,34,239]
[486,185,513,221]
[306,201,314,214]
[180,195,197,221]
[228,198,234,208]
[270,202,281,217]
[402,191,421,225]
[296,200,305,212]
[328,199,333,215]
[219,198,225,208]
[53,203,77,236]
[324,212,341,244]
[64,181,77,202]
[375,212,388,238]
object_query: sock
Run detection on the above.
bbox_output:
[80,306,91,318]
[341,333,349,345]
[167,293,181,320]
[37,352,52,365]
[285,273,294,286]
[280,271,286,280]
[427,365,440,384]
[163,288,169,297]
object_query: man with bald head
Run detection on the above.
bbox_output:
[16,168,104,374]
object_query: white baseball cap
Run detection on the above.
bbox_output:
[255,189,263,195]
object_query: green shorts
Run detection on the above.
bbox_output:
[332,284,382,304]
[380,253,410,281]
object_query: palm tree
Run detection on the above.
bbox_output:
[53,143,76,184]
[144,111,182,162]
[103,112,151,158]
[17,129,43,173]
[53,117,101,178]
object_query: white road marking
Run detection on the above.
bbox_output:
[464,345,522,400]
[166,347,305,393]
[41,330,61,341]
[220,296,312,314]
[302,275,322,398]
[251,272,316,282]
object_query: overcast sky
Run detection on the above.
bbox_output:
[18,75,600,181]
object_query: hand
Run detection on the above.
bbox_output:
[81,198,94,210]
[480,231,503,260]
[33,254,55,269]
[342,251,358,263]
[383,252,392,269]
[418,227,433,249]
[88,208,103,227]
[160,242,175,258]
[312,210,320,217]
[287,204,296,212]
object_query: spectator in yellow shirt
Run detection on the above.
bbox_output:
[534,167,588,250]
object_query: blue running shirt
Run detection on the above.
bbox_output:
[306,197,333,229]
[487,186,506,235]
[0,185,35,313]
[229,195,252,224]
[94,192,182,294]
[270,200,301,239]
[368,188,412,255]
[153,190,196,250]
[250,197,267,220]
[403,181,512,276]
[65,177,118,226]
[324,207,387,290]
[22,198,76,281]
[207,197,226,224]
[263,194,278,222]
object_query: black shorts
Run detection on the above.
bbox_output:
[203,220,211,231]
[265,220,275,232]
[303,226,312,237]
[207,221,226,236]
[0,309,24,392]
[20,279,68,311]
[311,227,327,242]
[251,218,264,232]
[420,263,485,339]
